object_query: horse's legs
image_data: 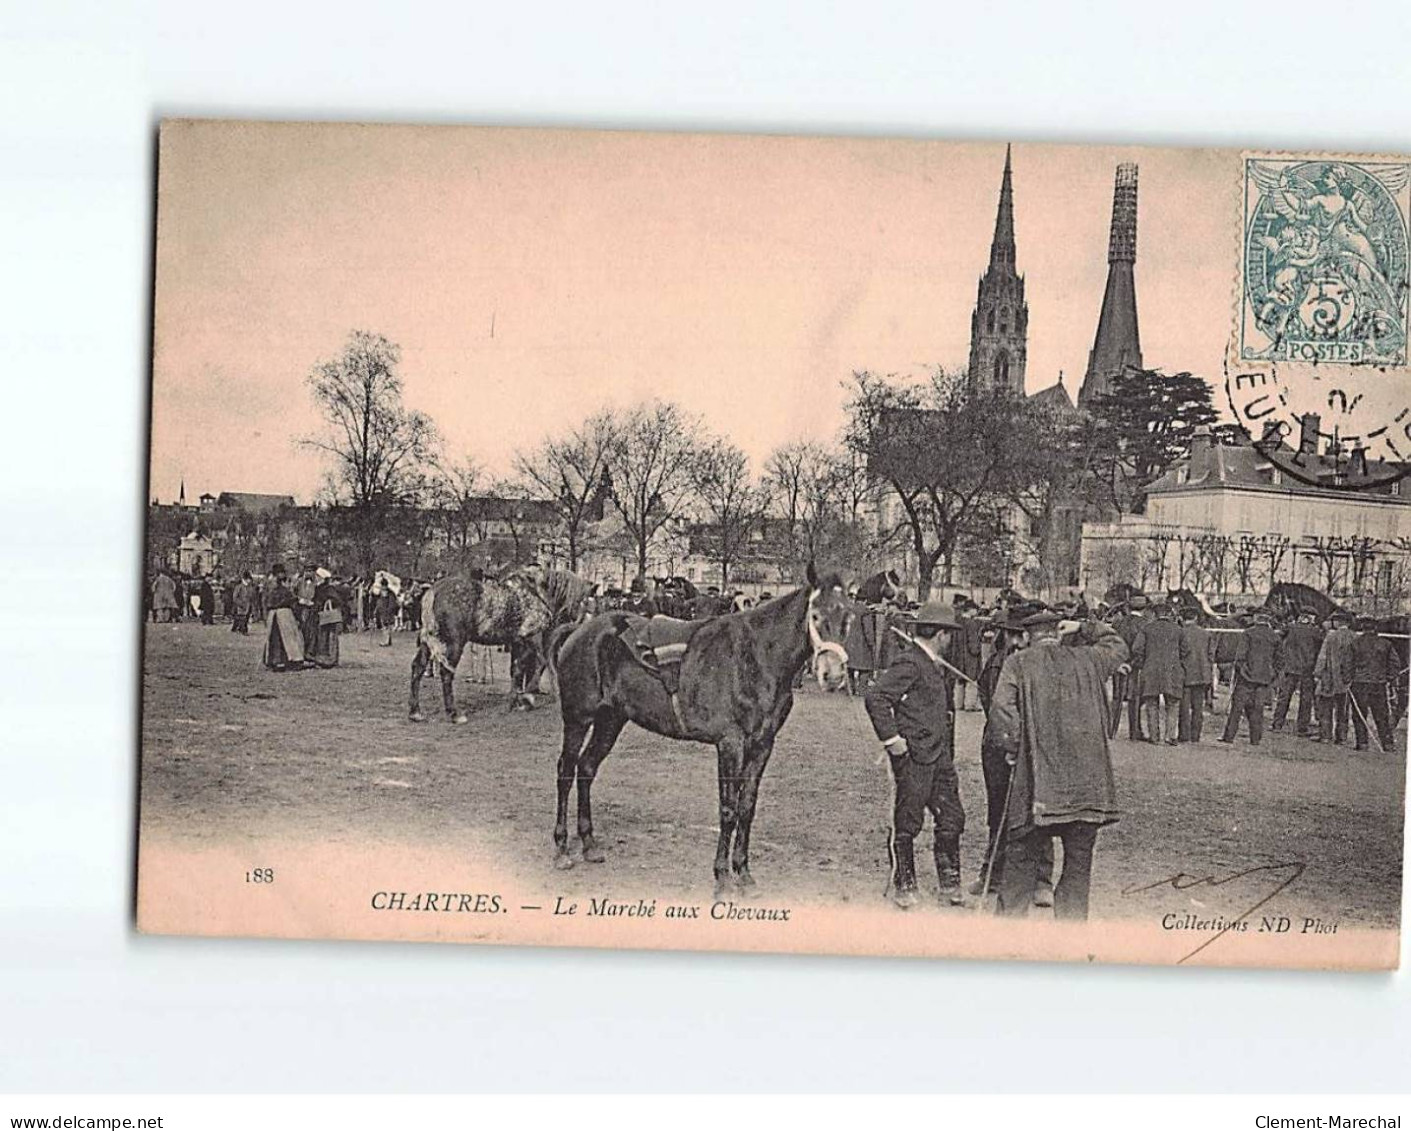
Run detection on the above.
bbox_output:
[409,642,430,721]
[554,716,592,869]
[730,740,776,889]
[439,643,467,723]
[712,736,745,894]
[577,709,626,864]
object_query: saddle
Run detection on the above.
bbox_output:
[618,614,708,695]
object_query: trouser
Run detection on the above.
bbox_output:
[1316,693,1349,744]
[1179,684,1208,741]
[1126,669,1145,740]
[996,822,1099,921]
[1143,694,1180,743]
[977,742,1052,888]
[299,605,317,654]
[232,612,249,635]
[890,752,965,843]
[1350,682,1395,752]
[1222,677,1269,744]
[1273,672,1316,733]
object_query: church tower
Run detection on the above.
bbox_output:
[1079,163,1143,407]
[967,145,1028,394]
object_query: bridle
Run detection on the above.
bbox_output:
[806,588,850,687]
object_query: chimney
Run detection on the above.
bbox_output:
[1299,413,1321,458]
[1188,425,1212,477]
[1350,446,1369,480]
[1259,419,1285,448]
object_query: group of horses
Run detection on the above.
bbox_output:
[405,561,855,892]
[402,563,1407,893]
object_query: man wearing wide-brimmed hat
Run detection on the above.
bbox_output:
[986,610,1130,921]
[1112,595,1150,741]
[864,600,967,909]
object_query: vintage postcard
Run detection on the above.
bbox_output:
[138,121,1408,970]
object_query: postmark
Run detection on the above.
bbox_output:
[1229,153,1411,489]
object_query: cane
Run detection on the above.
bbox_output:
[977,751,1018,904]
[1347,688,1390,754]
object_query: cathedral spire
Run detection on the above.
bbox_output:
[989,143,1015,269]
[968,145,1027,393]
[1079,163,1143,407]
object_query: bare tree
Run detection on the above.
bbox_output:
[1260,534,1291,590]
[431,456,482,552]
[515,409,618,571]
[608,401,702,579]
[690,439,772,588]
[301,330,440,571]
[845,370,1050,599]
[1234,534,1261,594]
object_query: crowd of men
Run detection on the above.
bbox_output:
[146,564,442,668]
[856,587,1406,919]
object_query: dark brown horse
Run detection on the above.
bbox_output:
[550,563,853,892]
[409,565,592,721]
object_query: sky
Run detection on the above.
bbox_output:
[150,122,1236,504]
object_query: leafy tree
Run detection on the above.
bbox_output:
[1088,369,1218,512]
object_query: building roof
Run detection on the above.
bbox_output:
[215,491,297,513]
[1147,431,1409,503]
[1027,379,1075,412]
[460,496,561,524]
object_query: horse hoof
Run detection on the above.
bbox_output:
[582,844,606,864]
[408,711,426,723]
[734,871,756,892]
[554,853,575,871]
[451,713,469,725]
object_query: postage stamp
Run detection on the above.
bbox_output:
[1239,155,1410,367]
[1230,152,1411,487]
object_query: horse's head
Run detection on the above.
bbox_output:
[805,562,853,692]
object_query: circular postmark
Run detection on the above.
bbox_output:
[1224,357,1410,490]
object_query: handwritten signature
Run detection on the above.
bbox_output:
[1123,861,1307,963]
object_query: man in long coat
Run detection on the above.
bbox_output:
[1112,596,1149,741]
[864,601,966,909]
[1132,603,1183,745]
[1220,611,1280,745]
[1350,617,1399,752]
[954,596,984,710]
[974,608,1054,903]
[1272,611,1324,737]
[151,571,179,623]
[985,611,1129,920]
[1177,608,1214,742]
[1313,611,1356,745]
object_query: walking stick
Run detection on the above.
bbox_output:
[977,753,1018,904]
[1347,689,1389,754]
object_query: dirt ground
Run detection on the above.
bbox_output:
[138,619,1406,930]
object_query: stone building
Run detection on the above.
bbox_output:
[966,146,1028,394]
[1080,426,1411,608]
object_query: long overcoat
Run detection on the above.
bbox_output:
[1134,617,1184,699]
[986,621,1128,834]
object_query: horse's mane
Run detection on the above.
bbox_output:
[540,568,592,619]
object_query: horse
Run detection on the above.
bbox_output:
[549,562,853,892]
[408,565,592,721]
[854,568,903,605]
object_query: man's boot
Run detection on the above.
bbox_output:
[890,836,919,910]
[935,835,964,906]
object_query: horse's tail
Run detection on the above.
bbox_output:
[544,620,577,685]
